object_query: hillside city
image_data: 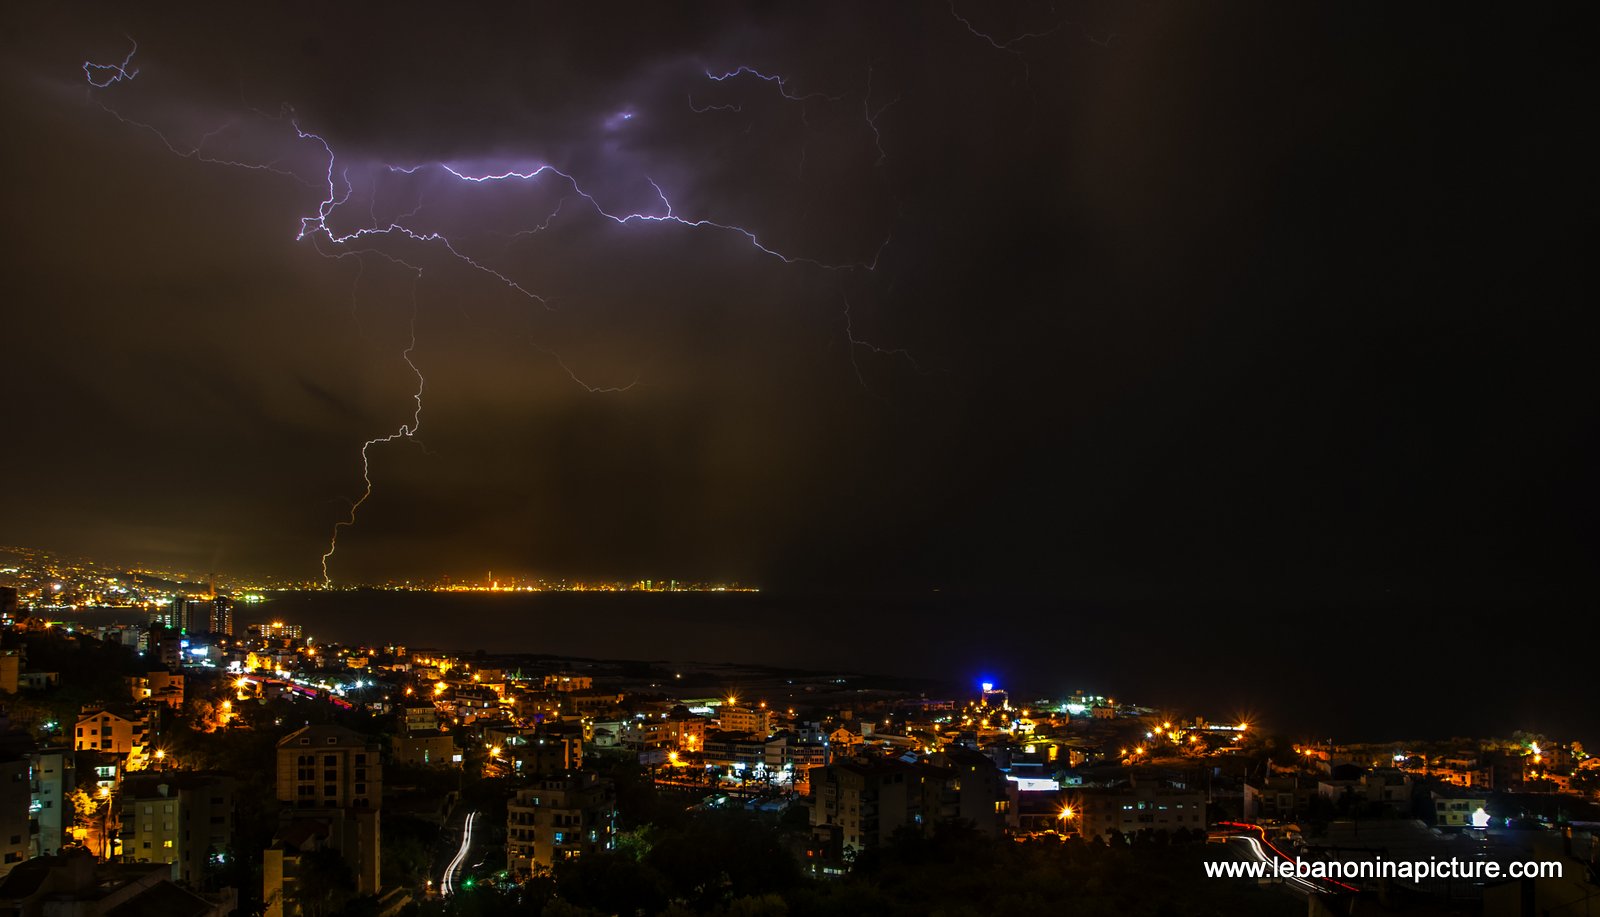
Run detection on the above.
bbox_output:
[0,553,1595,916]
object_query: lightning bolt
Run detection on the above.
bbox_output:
[946,0,1071,53]
[507,197,570,241]
[416,163,875,270]
[700,65,852,179]
[702,66,846,104]
[843,294,922,393]
[687,93,742,115]
[319,266,426,587]
[84,94,315,184]
[863,66,900,167]
[80,40,904,583]
[82,37,139,87]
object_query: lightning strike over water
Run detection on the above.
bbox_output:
[319,267,426,588]
[79,39,902,583]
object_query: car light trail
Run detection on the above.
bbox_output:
[441,810,476,896]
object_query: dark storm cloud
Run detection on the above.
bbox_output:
[2,0,1593,739]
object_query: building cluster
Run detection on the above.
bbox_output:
[1243,736,1598,828]
[0,564,1594,916]
[0,704,238,915]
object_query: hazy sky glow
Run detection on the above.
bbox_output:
[2,3,1588,612]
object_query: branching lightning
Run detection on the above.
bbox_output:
[863,66,900,166]
[86,96,315,184]
[82,37,139,87]
[946,0,1071,53]
[420,163,875,270]
[703,66,845,104]
[843,294,922,393]
[507,197,570,241]
[699,64,852,179]
[81,39,908,584]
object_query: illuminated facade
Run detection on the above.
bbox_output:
[0,754,28,876]
[1077,784,1207,841]
[74,708,151,756]
[506,773,617,875]
[273,725,382,896]
[719,704,774,737]
[207,597,233,636]
[811,749,1010,861]
[119,773,235,884]
[28,748,75,857]
[1431,788,1490,828]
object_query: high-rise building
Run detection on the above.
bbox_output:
[0,653,18,695]
[1076,783,1208,841]
[810,757,919,856]
[809,750,1011,860]
[148,603,189,633]
[0,716,38,877]
[119,773,235,885]
[251,621,303,642]
[148,596,232,636]
[0,753,31,877]
[275,725,381,810]
[268,725,382,906]
[28,747,75,857]
[206,597,233,637]
[719,704,774,738]
[147,629,184,669]
[506,773,616,876]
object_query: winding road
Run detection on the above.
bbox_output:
[441,810,479,896]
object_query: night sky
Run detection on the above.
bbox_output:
[2,1,1592,722]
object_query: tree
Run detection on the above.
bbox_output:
[296,847,356,917]
[381,815,435,888]
[186,697,225,733]
[555,852,669,915]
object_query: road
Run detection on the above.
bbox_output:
[441,809,479,896]
[1221,835,1322,895]
[1210,823,1361,898]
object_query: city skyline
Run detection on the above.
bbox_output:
[2,3,1595,785]
[3,6,1593,916]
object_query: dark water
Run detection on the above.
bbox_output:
[48,590,1598,744]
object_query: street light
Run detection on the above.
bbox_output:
[1057,803,1079,838]
[97,785,113,861]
